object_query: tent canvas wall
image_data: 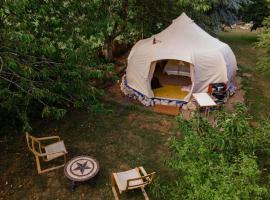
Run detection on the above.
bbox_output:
[121,13,237,106]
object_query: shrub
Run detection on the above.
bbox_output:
[152,104,270,200]
[257,16,270,73]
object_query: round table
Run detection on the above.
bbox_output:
[64,155,99,191]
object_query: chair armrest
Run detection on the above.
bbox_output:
[138,167,156,182]
[36,136,61,141]
[138,166,148,176]
[126,177,148,190]
[126,172,156,190]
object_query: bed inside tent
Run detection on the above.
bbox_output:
[151,59,192,101]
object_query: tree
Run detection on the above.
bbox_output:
[0,0,109,131]
[240,0,270,28]
[171,0,251,30]
[92,0,174,61]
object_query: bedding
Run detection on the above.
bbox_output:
[163,60,190,77]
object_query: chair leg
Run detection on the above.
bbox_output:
[35,156,42,174]
[141,187,149,200]
[112,186,120,200]
[111,174,120,200]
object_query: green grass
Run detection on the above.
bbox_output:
[218,31,270,121]
[0,102,178,200]
[218,30,258,44]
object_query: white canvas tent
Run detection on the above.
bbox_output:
[121,13,237,106]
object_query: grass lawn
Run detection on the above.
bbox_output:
[0,102,179,200]
[1,29,270,200]
[218,30,270,121]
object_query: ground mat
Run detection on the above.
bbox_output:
[153,85,188,100]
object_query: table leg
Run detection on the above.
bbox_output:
[207,107,209,118]
[71,181,76,191]
[88,173,99,186]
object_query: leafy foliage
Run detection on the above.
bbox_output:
[152,104,270,199]
[175,0,251,30]
[256,16,270,72]
[240,0,270,26]
[0,1,109,131]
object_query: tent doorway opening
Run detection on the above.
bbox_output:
[151,59,192,100]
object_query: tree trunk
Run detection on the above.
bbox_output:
[103,37,114,62]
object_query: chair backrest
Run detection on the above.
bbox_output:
[126,172,155,190]
[25,132,41,155]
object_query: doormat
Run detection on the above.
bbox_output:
[153,105,180,116]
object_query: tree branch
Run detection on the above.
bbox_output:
[0,56,3,73]
[0,75,30,94]
[0,75,49,106]
[0,48,63,65]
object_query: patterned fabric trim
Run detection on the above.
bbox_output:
[120,74,186,107]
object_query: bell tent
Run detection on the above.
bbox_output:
[121,13,237,106]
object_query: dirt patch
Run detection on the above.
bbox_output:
[242,73,252,78]
[225,76,245,112]
[127,113,137,123]
[126,111,176,135]
[105,82,142,107]
[139,117,174,134]
[159,119,174,133]
[153,105,180,116]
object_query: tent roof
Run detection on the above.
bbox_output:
[128,13,228,64]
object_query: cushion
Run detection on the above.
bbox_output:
[45,140,67,161]
[114,168,144,191]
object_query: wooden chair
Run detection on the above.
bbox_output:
[25,132,68,174]
[111,166,155,200]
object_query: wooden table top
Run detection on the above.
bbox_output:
[64,155,99,182]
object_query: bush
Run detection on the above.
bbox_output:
[257,16,270,73]
[152,104,270,200]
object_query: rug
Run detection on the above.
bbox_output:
[153,85,188,100]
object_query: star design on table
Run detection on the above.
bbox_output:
[73,161,90,175]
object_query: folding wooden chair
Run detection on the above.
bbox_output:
[25,132,67,174]
[111,166,155,200]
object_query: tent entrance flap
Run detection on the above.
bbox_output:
[150,59,192,100]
